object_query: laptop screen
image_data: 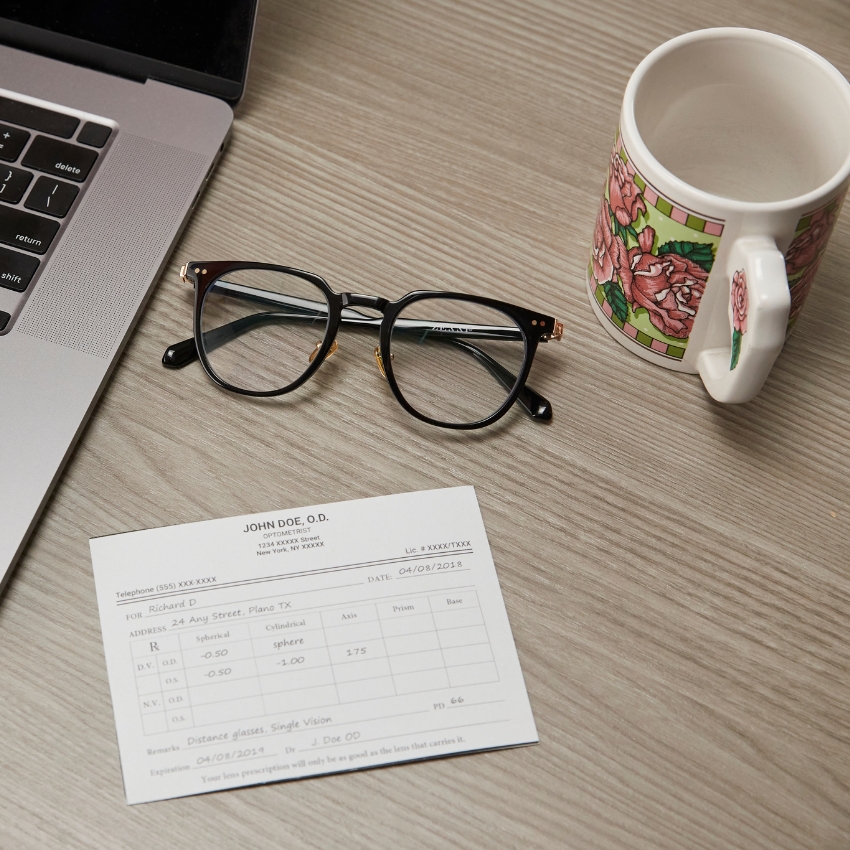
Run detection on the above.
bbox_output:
[0,0,257,104]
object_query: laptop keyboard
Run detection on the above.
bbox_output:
[0,95,113,333]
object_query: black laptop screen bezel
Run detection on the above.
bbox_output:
[0,2,258,105]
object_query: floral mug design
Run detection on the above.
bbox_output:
[784,195,844,331]
[730,269,748,370]
[589,134,722,360]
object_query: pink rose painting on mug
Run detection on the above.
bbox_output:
[588,133,723,359]
[784,194,845,331]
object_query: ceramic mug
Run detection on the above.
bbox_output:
[587,28,850,402]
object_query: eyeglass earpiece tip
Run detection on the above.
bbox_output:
[162,337,198,369]
[533,401,552,420]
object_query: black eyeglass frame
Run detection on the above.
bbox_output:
[178,260,563,430]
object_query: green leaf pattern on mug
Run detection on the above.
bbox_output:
[658,240,715,273]
[730,330,742,371]
[602,281,628,323]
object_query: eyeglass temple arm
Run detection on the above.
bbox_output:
[162,295,552,420]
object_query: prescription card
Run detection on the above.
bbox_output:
[90,487,538,804]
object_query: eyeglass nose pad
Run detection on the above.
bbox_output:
[373,346,393,379]
[308,339,338,363]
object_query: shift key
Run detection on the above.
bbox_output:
[0,206,59,254]
[0,245,39,291]
[22,136,98,182]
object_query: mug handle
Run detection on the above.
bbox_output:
[696,236,790,403]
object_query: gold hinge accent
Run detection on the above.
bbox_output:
[309,339,339,363]
[543,320,564,342]
[374,346,387,378]
[373,346,394,378]
[179,263,190,284]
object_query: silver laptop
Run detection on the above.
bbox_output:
[0,2,258,591]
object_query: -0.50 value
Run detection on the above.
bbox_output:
[201,649,228,660]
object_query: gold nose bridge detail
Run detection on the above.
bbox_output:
[308,339,338,363]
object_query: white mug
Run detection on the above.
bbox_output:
[587,28,850,402]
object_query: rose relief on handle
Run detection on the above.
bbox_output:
[696,237,790,403]
[729,269,748,370]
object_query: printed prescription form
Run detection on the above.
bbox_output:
[90,487,538,804]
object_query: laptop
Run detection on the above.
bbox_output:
[0,1,258,592]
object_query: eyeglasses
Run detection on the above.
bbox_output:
[162,262,563,429]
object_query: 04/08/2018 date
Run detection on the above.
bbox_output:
[196,747,265,766]
[398,561,462,576]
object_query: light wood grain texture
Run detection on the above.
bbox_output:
[2,1,850,847]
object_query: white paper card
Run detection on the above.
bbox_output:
[90,487,538,804]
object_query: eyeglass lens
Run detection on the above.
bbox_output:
[199,268,331,393]
[389,297,526,425]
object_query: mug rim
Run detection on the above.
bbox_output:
[622,27,850,213]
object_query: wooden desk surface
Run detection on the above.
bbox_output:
[2,1,849,847]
